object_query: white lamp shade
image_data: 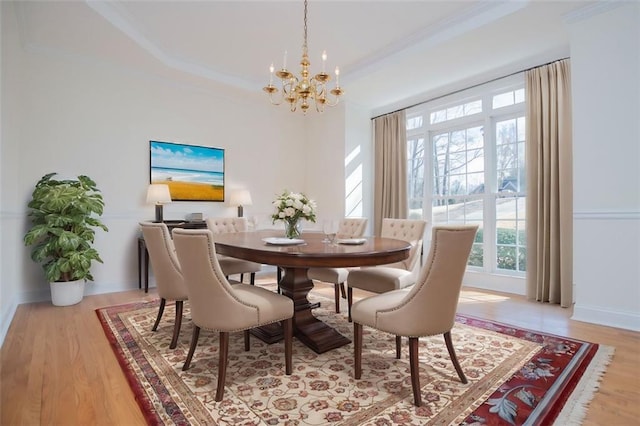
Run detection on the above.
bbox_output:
[229,189,252,206]
[146,184,172,204]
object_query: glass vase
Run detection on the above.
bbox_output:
[284,219,301,239]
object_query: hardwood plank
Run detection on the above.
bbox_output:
[1,276,638,425]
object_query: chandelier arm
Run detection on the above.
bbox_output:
[263,0,342,114]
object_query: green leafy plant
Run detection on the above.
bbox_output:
[23,173,109,282]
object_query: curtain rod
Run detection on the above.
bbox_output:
[371,57,570,120]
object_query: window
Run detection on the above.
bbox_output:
[407,76,526,285]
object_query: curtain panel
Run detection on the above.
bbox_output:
[373,111,408,235]
[525,59,573,307]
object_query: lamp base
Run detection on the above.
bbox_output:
[237,205,244,217]
[155,205,164,222]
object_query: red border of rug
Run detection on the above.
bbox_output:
[96,301,602,425]
[455,315,599,425]
[96,301,166,426]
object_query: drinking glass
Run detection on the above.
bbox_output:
[323,220,339,245]
[322,220,333,243]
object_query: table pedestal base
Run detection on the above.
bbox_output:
[250,266,351,353]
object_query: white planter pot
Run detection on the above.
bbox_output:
[50,279,85,306]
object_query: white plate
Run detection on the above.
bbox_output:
[337,238,367,245]
[262,237,306,245]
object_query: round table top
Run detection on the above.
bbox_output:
[212,230,411,269]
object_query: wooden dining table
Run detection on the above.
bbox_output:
[212,230,411,353]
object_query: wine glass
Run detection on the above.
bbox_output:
[324,220,339,245]
[322,219,333,243]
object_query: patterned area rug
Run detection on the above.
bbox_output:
[96,291,612,425]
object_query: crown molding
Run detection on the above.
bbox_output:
[563,0,625,24]
[85,0,256,92]
[343,0,530,83]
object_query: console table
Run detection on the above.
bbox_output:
[137,220,207,292]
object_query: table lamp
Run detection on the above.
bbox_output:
[229,189,252,217]
[146,184,172,222]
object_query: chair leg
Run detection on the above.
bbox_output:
[444,331,468,384]
[339,283,347,299]
[152,298,166,331]
[347,287,353,322]
[395,335,402,359]
[215,332,229,402]
[244,330,250,351]
[334,284,341,313]
[277,267,282,293]
[283,318,293,375]
[408,337,422,407]
[250,272,256,285]
[169,300,183,349]
[354,322,363,379]
[182,325,200,371]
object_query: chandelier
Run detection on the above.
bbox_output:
[263,0,343,114]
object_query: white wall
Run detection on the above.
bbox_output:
[304,104,346,227]
[569,2,640,331]
[1,1,26,343]
[0,2,311,343]
[344,103,373,228]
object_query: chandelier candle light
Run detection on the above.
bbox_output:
[263,0,343,114]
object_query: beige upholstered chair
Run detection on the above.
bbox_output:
[206,217,262,284]
[172,228,294,402]
[352,225,478,407]
[139,222,188,349]
[307,218,368,313]
[347,218,427,321]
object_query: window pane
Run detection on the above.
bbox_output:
[465,100,482,115]
[496,196,526,272]
[517,116,526,141]
[407,116,423,130]
[467,171,484,194]
[431,109,446,124]
[407,138,424,158]
[493,91,513,109]
[447,105,464,120]
[514,88,525,104]
[467,126,484,150]
[496,119,517,145]
[467,149,484,173]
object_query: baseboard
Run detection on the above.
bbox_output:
[572,303,640,332]
[0,297,18,349]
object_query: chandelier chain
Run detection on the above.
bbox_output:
[303,0,308,55]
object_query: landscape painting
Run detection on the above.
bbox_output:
[150,140,225,201]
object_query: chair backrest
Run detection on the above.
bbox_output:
[379,218,427,273]
[337,218,368,238]
[380,225,478,336]
[206,217,248,234]
[172,228,260,331]
[139,222,187,300]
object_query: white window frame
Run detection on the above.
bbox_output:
[407,74,527,295]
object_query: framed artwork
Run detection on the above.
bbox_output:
[149,140,225,201]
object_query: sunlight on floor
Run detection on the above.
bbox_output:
[459,290,511,304]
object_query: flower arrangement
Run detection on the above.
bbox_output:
[271,190,317,238]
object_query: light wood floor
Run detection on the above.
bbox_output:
[1,275,639,425]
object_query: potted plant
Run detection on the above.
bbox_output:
[23,173,109,306]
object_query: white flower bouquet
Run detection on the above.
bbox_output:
[271,190,317,225]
